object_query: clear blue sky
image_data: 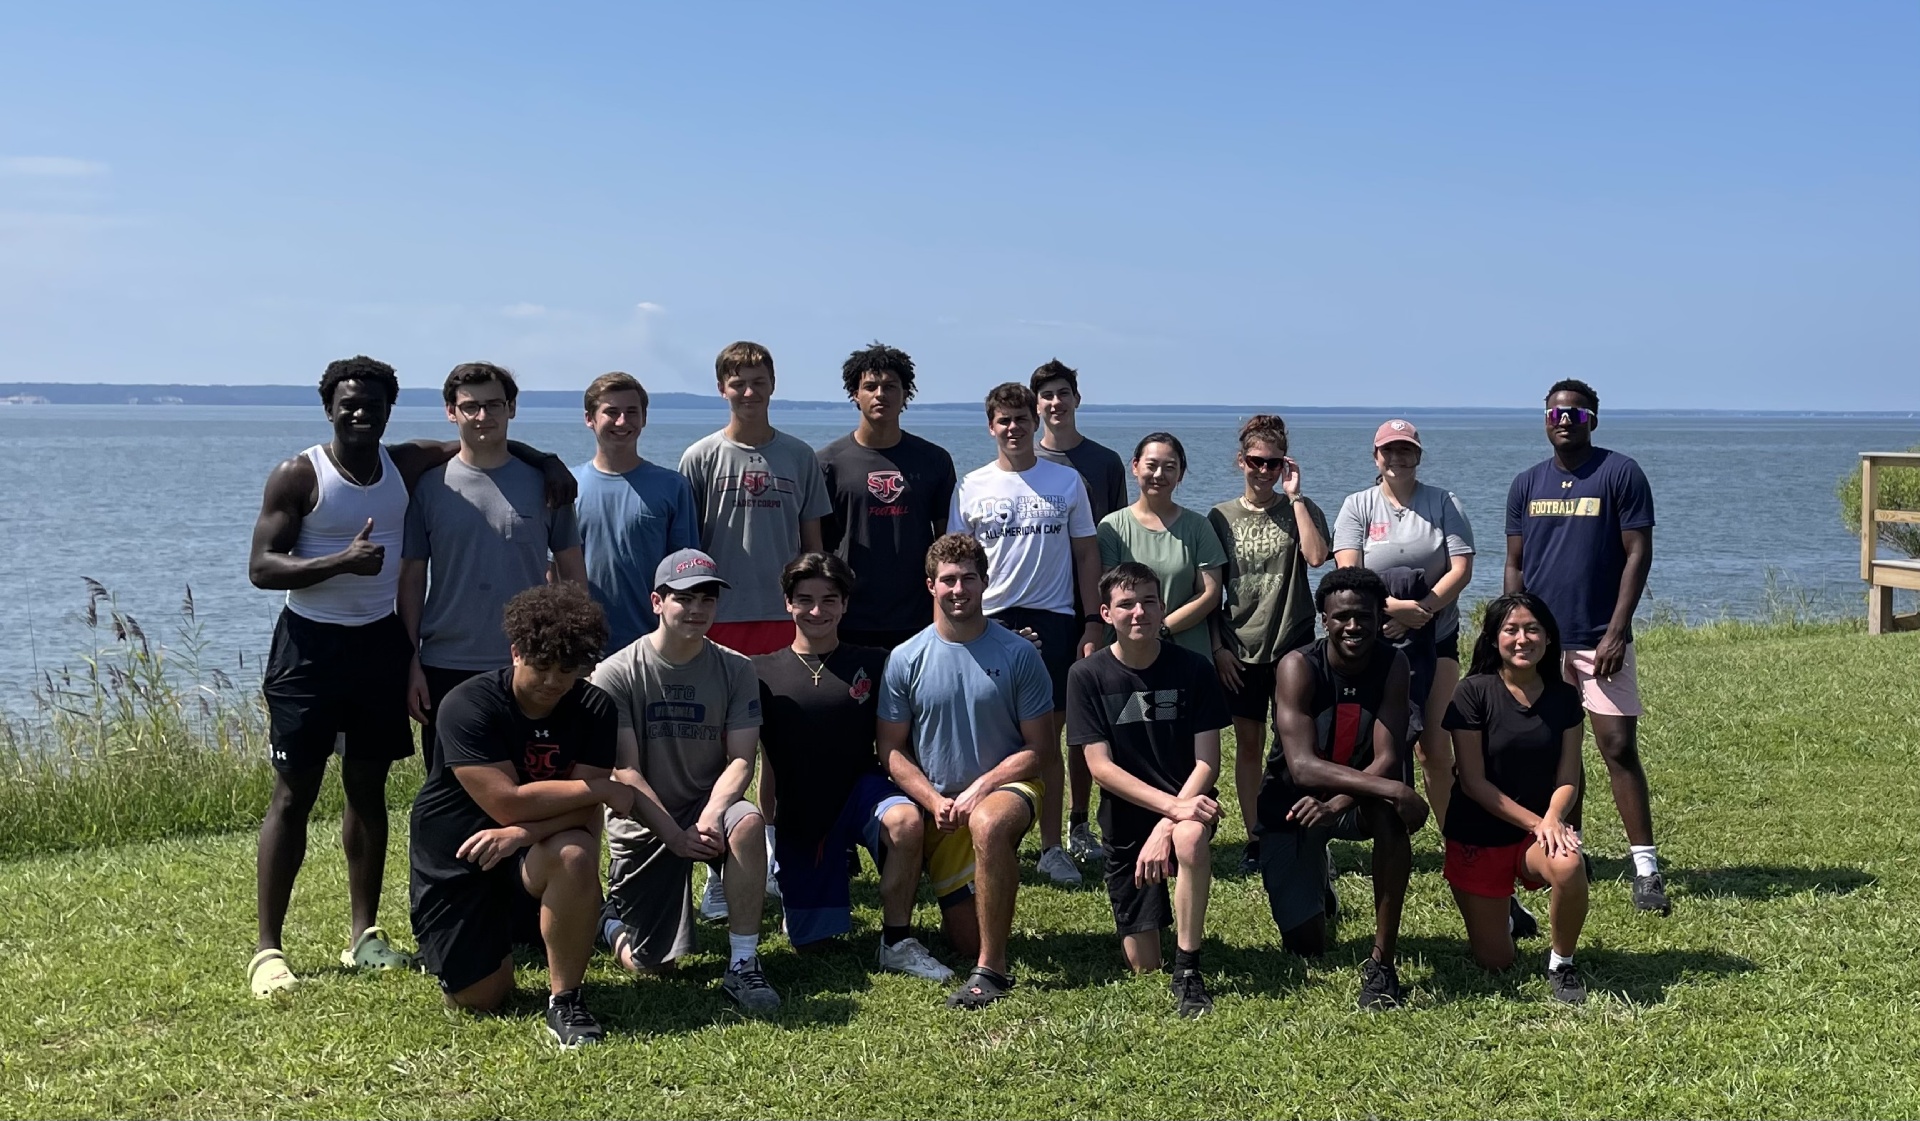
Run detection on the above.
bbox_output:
[3,3,1915,408]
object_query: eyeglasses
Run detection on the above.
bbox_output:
[1241,454,1286,472]
[1545,406,1595,427]
[455,399,509,418]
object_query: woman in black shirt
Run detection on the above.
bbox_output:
[1442,593,1590,1003]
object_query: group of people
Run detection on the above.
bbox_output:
[245,342,1666,1046]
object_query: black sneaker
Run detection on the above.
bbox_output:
[1547,962,1588,1005]
[1508,896,1540,940]
[544,989,605,1048]
[1170,968,1214,1018]
[1356,956,1405,1011]
[1239,839,1261,875]
[1632,871,1672,915]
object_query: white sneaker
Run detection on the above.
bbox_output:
[1067,821,1108,863]
[877,936,955,982]
[765,870,783,901]
[698,865,729,922]
[1037,845,1083,885]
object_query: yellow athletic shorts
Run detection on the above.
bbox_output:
[923,779,1043,904]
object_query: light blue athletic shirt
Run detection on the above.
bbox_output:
[878,622,1053,796]
[572,459,700,652]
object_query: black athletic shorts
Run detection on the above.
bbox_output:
[411,852,544,994]
[989,607,1079,711]
[262,608,414,773]
[1436,631,1460,662]
[1103,823,1216,937]
[1224,658,1278,723]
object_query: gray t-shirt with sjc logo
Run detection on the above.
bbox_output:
[678,429,833,624]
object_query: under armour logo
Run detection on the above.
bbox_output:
[1341,687,1357,698]
[1561,480,1575,489]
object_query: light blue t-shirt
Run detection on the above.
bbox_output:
[878,622,1054,796]
[572,460,700,651]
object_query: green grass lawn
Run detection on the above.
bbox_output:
[3,625,1918,1118]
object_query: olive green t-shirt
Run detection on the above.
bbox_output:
[1096,505,1228,657]
[1207,496,1330,665]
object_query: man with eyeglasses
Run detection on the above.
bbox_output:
[1504,379,1667,915]
[401,362,588,771]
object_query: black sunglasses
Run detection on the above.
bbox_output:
[1241,453,1286,472]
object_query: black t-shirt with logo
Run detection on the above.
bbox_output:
[1256,638,1407,834]
[410,668,618,883]
[1065,643,1229,845]
[1441,672,1585,847]
[819,432,957,633]
[752,643,890,847]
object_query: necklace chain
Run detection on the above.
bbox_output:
[794,648,826,686]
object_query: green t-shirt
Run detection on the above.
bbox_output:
[1096,505,1228,657]
[1207,495,1330,665]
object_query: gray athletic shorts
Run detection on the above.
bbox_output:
[603,798,761,968]
[1259,808,1373,934]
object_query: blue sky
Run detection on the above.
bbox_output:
[3,3,1915,408]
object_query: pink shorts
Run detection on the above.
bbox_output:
[1561,645,1643,717]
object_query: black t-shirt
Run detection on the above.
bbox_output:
[410,668,618,882]
[752,643,889,846]
[1441,672,1585,847]
[1065,643,1229,845]
[1037,437,1129,523]
[1256,638,1406,834]
[819,432,957,633]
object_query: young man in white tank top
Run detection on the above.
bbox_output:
[244,355,575,999]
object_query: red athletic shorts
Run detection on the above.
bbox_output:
[1443,838,1547,899]
[707,620,797,657]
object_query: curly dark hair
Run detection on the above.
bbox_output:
[1029,358,1079,397]
[841,341,917,403]
[502,583,608,668]
[983,381,1036,423]
[319,356,400,409]
[1238,413,1289,455]
[1546,378,1599,409]
[782,551,856,600]
[925,532,989,581]
[1315,565,1388,615]
[443,362,519,407]
[1466,592,1565,679]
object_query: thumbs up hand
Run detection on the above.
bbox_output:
[338,518,386,576]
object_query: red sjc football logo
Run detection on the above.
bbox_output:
[741,470,771,496]
[866,470,906,502]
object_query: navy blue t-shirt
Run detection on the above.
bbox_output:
[1505,447,1654,648]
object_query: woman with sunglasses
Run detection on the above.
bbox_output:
[1442,593,1589,1003]
[1204,415,1330,874]
[1097,433,1228,661]
[1331,419,1475,831]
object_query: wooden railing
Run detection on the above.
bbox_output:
[1860,451,1920,634]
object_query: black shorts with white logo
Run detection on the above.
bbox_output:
[261,608,415,773]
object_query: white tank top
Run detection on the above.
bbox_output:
[285,444,410,626]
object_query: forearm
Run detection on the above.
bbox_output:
[516,803,606,844]
[1293,502,1331,566]
[1174,757,1216,801]
[612,766,687,837]
[1542,783,1578,826]
[505,439,557,466]
[1426,561,1473,611]
[484,778,612,825]
[1458,776,1542,832]
[249,551,350,591]
[1608,552,1652,635]
[976,748,1041,790]
[704,756,754,816]
[1163,594,1214,635]
[1288,754,1408,803]
[885,751,945,813]
[1087,753,1179,818]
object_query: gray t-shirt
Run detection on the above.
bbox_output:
[589,637,762,842]
[402,457,582,671]
[1331,482,1475,639]
[1037,437,1130,523]
[678,430,833,624]
[877,623,1053,796]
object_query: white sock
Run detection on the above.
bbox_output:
[1548,949,1575,971]
[1629,845,1660,877]
[728,933,759,968]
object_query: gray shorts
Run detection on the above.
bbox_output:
[1259,808,1374,934]
[603,798,761,968]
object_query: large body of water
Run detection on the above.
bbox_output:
[2,404,1914,711]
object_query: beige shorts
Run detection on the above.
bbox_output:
[1562,645,1643,718]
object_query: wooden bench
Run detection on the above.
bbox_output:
[1859,451,1920,634]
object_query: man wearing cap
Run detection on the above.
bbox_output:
[589,548,781,1013]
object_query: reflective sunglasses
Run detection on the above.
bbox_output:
[1545,406,1595,426]
[1241,453,1286,472]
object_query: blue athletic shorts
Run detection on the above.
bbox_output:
[773,773,914,946]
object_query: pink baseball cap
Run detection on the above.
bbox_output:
[1372,419,1422,450]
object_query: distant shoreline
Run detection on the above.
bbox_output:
[1,383,1914,418]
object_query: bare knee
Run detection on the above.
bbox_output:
[1472,939,1517,973]
[267,769,325,819]
[537,828,600,885]
[443,958,513,1012]
[727,806,766,845]
[1172,821,1209,867]
[1281,916,1327,958]
[882,803,923,848]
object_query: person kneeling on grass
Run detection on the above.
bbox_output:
[407,583,634,1048]
[1259,566,1429,1011]
[1443,593,1591,1004]
[878,533,1052,1009]
[753,551,953,983]
[1070,562,1230,1017]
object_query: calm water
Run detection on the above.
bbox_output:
[2,404,1914,711]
